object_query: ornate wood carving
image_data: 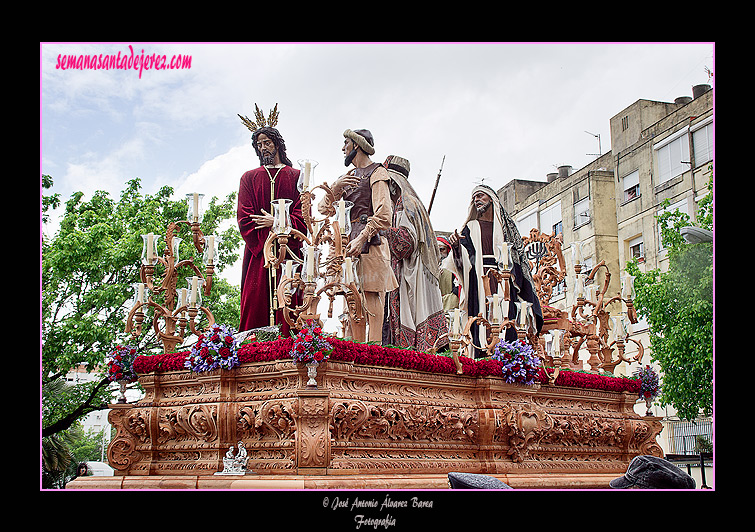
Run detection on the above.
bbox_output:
[106,358,663,480]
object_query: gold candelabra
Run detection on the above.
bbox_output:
[125,193,218,353]
[562,243,643,375]
[261,159,364,332]
[438,232,645,384]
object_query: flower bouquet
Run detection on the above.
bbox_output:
[106,345,140,383]
[490,338,542,385]
[289,320,332,387]
[633,364,660,415]
[106,344,140,403]
[185,323,240,373]
[289,321,333,365]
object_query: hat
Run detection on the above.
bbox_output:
[437,236,451,248]
[447,472,513,489]
[384,155,410,178]
[343,129,375,155]
[610,455,696,489]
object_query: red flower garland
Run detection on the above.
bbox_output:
[131,338,640,394]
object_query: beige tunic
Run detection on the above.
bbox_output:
[355,166,399,293]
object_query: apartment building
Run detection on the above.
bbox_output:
[498,85,713,474]
[611,84,713,276]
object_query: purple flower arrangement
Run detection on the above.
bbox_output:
[634,364,660,400]
[490,338,542,385]
[185,323,240,373]
[106,345,139,383]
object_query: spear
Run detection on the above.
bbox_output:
[427,155,445,215]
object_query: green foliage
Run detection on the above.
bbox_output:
[626,168,713,421]
[42,176,241,437]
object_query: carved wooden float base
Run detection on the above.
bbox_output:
[66,471,622,490]
[68,358,663,490]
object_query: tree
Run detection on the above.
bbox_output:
[42,176,242,439]
[626,167,713,421]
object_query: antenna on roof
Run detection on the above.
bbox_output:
[585,130,602,158]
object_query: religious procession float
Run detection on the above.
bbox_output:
[67,108,663,490]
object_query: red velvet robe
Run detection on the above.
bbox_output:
[237,165,305,334]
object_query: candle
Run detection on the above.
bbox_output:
[452,308,460,335]
[307,246,315,280]
[502,298,509,321]
[147,233,154,262]
[303,161,311,190]
[192,193,199,223]
[492,293,501,323]
[519,301,529,327]
[572,241,583,265]
[575,273,585,299]
[552,330,561,356]
[207,236,215,264]
[344,257,353,283]
[501,243,509,269]
[179,287,187,308]
[285,259,293,279]
[277,198,286,229]
[338,198,346,233]
[137,283,145,305]
[190,276,198,307]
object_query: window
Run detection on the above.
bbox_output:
[628,235,644,262]
[622,170,640,202]
[540,201,562,237]
[516,209,538,237]
[621,116,629,131]
[654,129,690,186]
[692,120,713,167]
[574,197,590,227]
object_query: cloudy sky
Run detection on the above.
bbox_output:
[40,41,714,296]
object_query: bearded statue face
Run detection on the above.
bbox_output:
[256,133,278,166]
[472,191,492,215]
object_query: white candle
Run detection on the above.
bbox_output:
[137,283,145,304]
[501,243,509,269]
[552,330,561,355]
[344,257,353,283]
[207,236,215,264]
[179,287,187,317]
[338,198,346,232]
[492,293,501,323]
[303,161,311,190]
[519,301,529,326]
[307,246,315,280]
[190,276,198,307]
[452,308,460,335]
[502,298,509,321]
[193,193,199,222]
[147,233,154,262]
[576,274,585,299]
[277,198,286,229]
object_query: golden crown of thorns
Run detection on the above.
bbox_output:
[238,103,280,133]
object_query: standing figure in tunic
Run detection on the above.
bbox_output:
[322,129,398,343]
[443,184,543,356]
[236,107,305,335]
[381,155,448,352]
